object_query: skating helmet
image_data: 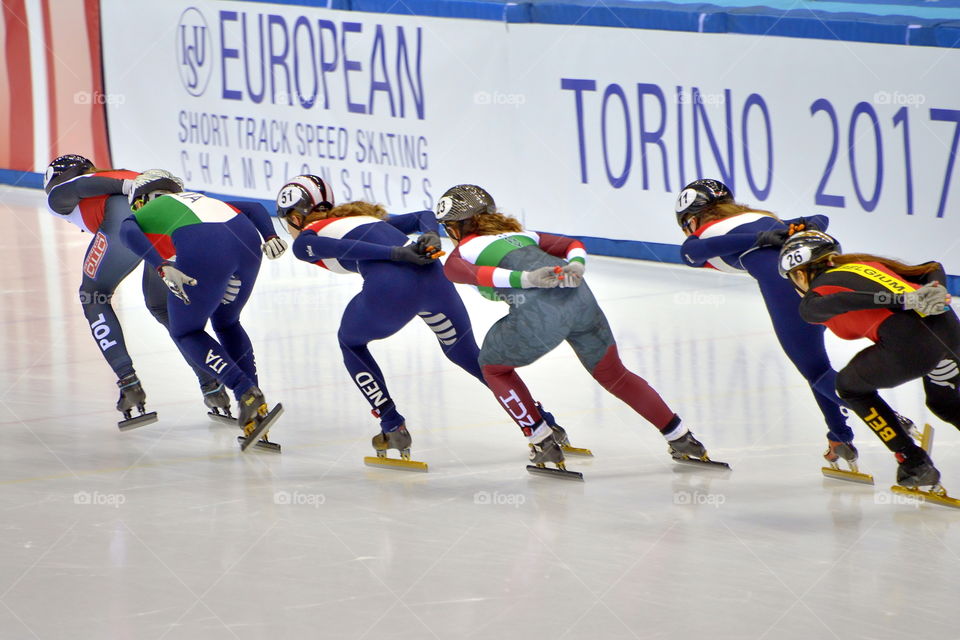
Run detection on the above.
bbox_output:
[778,231,841,278]
[276,175,335,222]
[674,179,733,228]
[128,169,184,207]
[44,154,95,193]
[435,184,496,223]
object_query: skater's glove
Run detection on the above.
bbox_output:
[755,228,789,248]
[121,179,134,196]
[558,262,585,288]
[158,262,197,305]
[415,232,444,259]
[520,266,561,288]
[391,243,437,265]
[904,282,951,316]
[261,235,287,260]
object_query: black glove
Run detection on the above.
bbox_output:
[755,228,789,248]
[415,231,444,259]
[391,244,437,265]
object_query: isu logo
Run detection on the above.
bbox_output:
[83,232,109,279]
[177,7,212,97]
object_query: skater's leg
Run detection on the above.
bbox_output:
[761,288,853,442]
[477,311,564,440]
[79,228,141,378]
[338,289,417,431]
[210,254,261,386]
[419,274,485,384]
[564,297,680,436]
[142,266,218,387]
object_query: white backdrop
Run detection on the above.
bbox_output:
[101,0,960,273]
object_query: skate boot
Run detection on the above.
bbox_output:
[235,386,283,453]
[821,440,874,485]
[668,432,730,470]
[116,374,158,431]
[526,429,583,481]
[202,381,235,425]
[890,447,960,509]
[535,402,592,457]
[894,412,926,444]
[363,424,428,472]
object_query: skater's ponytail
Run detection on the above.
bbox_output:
[301,201,388,225]
[827,254,942,278]
[467,212,523,236]
[696,202,778,224]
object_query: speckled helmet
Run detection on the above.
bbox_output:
[435,184,496,222]
[778,231,842,278]
[128,169,184,206]
[674,179,733,227]
[44,154,95,194]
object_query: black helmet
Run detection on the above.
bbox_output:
[44,154,94,193]
[436,184,496,223]
[276,175,335,220]
[778,231,842,278]
[128,169,184,207]
[674,179,733,227]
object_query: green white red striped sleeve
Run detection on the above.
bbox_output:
[538,232,586,264]
[444,246,525,288]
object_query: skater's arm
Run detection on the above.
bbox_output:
[47,175,127,214]
[537,233,587,264]
[444,246,527,288]
[680,233,758,267]
[292,231,394,263]
[782,214,830,232]
[385,210,439,234]
[799,284,904,323]
[119,217,164,268]
[227,200,279,240]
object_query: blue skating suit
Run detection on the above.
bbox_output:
[680,212,853,442]
[292,211,485,432]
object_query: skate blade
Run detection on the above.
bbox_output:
[238,404,283,452]
[207,411,236,426]
[117,412,158,431]
[526,464,584,481]
[821,466,875,485]
[891,485,960,509]
[672,455,731,470]
[561,445,594,457]
[363,456,428,472]
[235,437,281,453]
[920,424,934,453]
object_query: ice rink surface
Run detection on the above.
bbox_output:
[1,185,957,640]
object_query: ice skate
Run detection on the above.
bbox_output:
[116,374,158,431]
[526,430,583,481]
[235,386,283,453]
[536,403,593,457]
[821,440,874,485]
[363,424,427,472]
[890,446,960,509]
[668,432,730,470]
[895,412,927,444]
[202,381,235,425]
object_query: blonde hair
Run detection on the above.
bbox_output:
[301,200,387,226]
[696,202,778,224]
[465,212,524,236]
